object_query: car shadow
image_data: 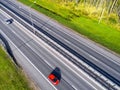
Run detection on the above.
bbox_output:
[0,33,19,67]
[51,67,62,81]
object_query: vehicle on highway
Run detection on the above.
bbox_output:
[48,67,61,85]
[6,18,14,24]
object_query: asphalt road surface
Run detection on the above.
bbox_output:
[0,8,105,90]
[0,0,120,89]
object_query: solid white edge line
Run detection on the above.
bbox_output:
[63,28,120,66]
[71,85,78,90]
[12,16,105,90]
[15,24,103,89]
[0,30,57,90]
[0,6,116,90]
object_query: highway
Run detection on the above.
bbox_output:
[0,0,120,89]
[0,8,104,90]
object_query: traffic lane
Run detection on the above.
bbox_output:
[32,14,120,75]
[0,25,72,90]
[0,10,97,90]
[26,40,96,90]
[0,0,44,30]
[7,17,96,89]
[27,16,119,85]
[0,23,25,49]
[1,0,49,27]
[21,1,120,79]
[1,0,119,86]
[0,2,100,89]
[40,26,120,81]
[0,10,32,43]
[0,20,75,90]
[0,25,57,90]
[8,26,74,90]
[5,0,120,75]
[0,1,111,88]
[0,18,53,88]
[8,4,103,88]
[1,0,119,84]
[16,0,120,73]
[7,0,50,24]
[18,42,74,90]
[5,0,120,64]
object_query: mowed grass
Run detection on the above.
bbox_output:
[18,0,120,54]
[0,46,31,90]
[72,17,120,52]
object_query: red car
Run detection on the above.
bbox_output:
[48,67,61,85]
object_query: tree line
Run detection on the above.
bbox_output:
[75,0,120,15]
[58,0,120,23]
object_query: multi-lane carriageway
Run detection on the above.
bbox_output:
[0,0,120,90]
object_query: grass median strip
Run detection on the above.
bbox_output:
[0,46,32,90]
[18,0,120,54]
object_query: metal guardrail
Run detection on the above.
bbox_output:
[0,2,120,90]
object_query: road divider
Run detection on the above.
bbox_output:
[0,2,120,90]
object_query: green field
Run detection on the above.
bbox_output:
[18,0,120,54]
[0,46,32,90]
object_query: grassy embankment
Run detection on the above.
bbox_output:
[18,0,120,54]
[0,46,32,90]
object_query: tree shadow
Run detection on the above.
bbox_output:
[0,33,20,67]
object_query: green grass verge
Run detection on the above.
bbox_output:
[18,0,120,54]
[0,46,32,90]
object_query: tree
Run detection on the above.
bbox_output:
[108,0,118,14]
